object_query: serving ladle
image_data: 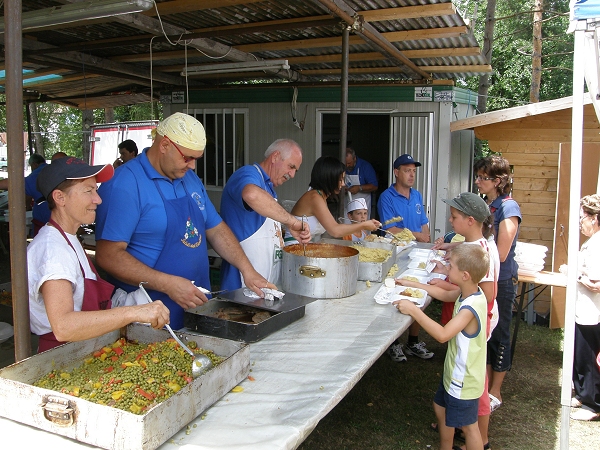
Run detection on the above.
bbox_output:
[138,282,212,378]
[337,217,400,242]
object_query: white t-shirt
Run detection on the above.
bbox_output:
[464,236,500,336]
[576,231,600,325]
[28,225,96,335]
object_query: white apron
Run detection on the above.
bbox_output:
[345,168,372,218]
[239,165,284,287]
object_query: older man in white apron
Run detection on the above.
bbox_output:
[220,139,311,290]
[344,147,378,219]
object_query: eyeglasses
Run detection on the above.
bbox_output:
[168,138,200,163]
[474,175,496,181]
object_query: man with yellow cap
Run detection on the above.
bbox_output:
[95,112,270,329]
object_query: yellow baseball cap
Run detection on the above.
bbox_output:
[156,112,206,152]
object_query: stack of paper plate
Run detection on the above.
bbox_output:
[515,242,547,276]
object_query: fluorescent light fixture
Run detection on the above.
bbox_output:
[0,0,154,34]
[182,60,290,76]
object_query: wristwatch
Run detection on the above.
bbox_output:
[359,185,363,192]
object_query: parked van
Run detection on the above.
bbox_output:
[89,121,157,166]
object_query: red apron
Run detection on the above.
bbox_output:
[37,219,114,353]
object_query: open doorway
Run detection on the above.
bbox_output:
[321,113,390,219]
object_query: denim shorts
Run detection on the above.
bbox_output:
[433,381,479,428]
[487,276,518,372]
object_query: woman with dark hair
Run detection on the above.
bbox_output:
[473,155,521,412]
[284,156,380,244]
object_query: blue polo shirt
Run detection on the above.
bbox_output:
[489,195,521,280]
[220,163,275,241]
[96,150,222,269]
[377,185,428,232]
[26,163,50,225]
[346,157,378,187]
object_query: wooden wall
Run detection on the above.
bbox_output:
[473,105,600,319]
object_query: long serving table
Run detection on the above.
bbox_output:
[0,243,433,449]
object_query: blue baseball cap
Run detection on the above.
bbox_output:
[393,154,421,169]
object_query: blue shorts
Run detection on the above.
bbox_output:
[433,381,479,428]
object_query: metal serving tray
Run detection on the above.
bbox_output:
[185,288,316,343]
[321,239,398,282]
[0,324,249,450]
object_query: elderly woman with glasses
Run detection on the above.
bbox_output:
[473,155,521,412]
[569,194,600,421]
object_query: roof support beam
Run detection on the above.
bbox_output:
[5,36,184,86]
[312,0,431,79]
[301,65,492,76]
[234,26,467,53]
[109,5,305,82]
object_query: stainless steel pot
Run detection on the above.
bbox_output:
[282,243,359,298]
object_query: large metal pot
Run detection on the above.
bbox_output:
[282,243,359,298]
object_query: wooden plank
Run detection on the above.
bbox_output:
[302,65,491,76]
[450,94,593,131]
[361,3,457,21]
[487,140,560,154]
[515,202,557,216]
[512,178,557,192]
[550,286,566,329]
[518,227,556,242]
[509,153,559,166]
[514,166,558,179]
[476,126,600,142]
[521,214,555,228]
[234,27,467,52]
[146,0,265,16]
[512,189,557,204]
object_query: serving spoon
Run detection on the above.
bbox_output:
[337,217,400,242]
[138,282,212,378]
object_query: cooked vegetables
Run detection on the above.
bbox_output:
[34,338,223,415]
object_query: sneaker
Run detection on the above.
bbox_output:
[404,341,434,359]
[387,343,407,362]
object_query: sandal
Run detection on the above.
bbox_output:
[430,423,464,441]
[453,444,490,450]
[570,408,600,421]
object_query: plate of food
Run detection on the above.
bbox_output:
[396,270,430,284]
[407,260,429,271]
[374,285,427,306]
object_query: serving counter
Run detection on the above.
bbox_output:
[0,243,434,450]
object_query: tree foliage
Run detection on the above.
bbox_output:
[456,0,574,112]
[0,97,161,158]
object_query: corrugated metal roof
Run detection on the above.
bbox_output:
[0,0,490,108]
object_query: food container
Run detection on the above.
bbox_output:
[282,243,359,298]
[0,324,249,450]
[321,239,397,282]
[185,288,316,342]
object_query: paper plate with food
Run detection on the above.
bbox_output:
[374,285,427,306]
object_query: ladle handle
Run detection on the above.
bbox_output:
[138,282,194,357]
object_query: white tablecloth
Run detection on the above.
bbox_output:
[0,244,432,449]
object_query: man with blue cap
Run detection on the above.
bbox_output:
[377,153,430,243]
[378,153,433,363]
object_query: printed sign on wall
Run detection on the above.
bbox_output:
[414,87,433,101]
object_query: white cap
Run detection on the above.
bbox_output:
[347,198,368,212]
